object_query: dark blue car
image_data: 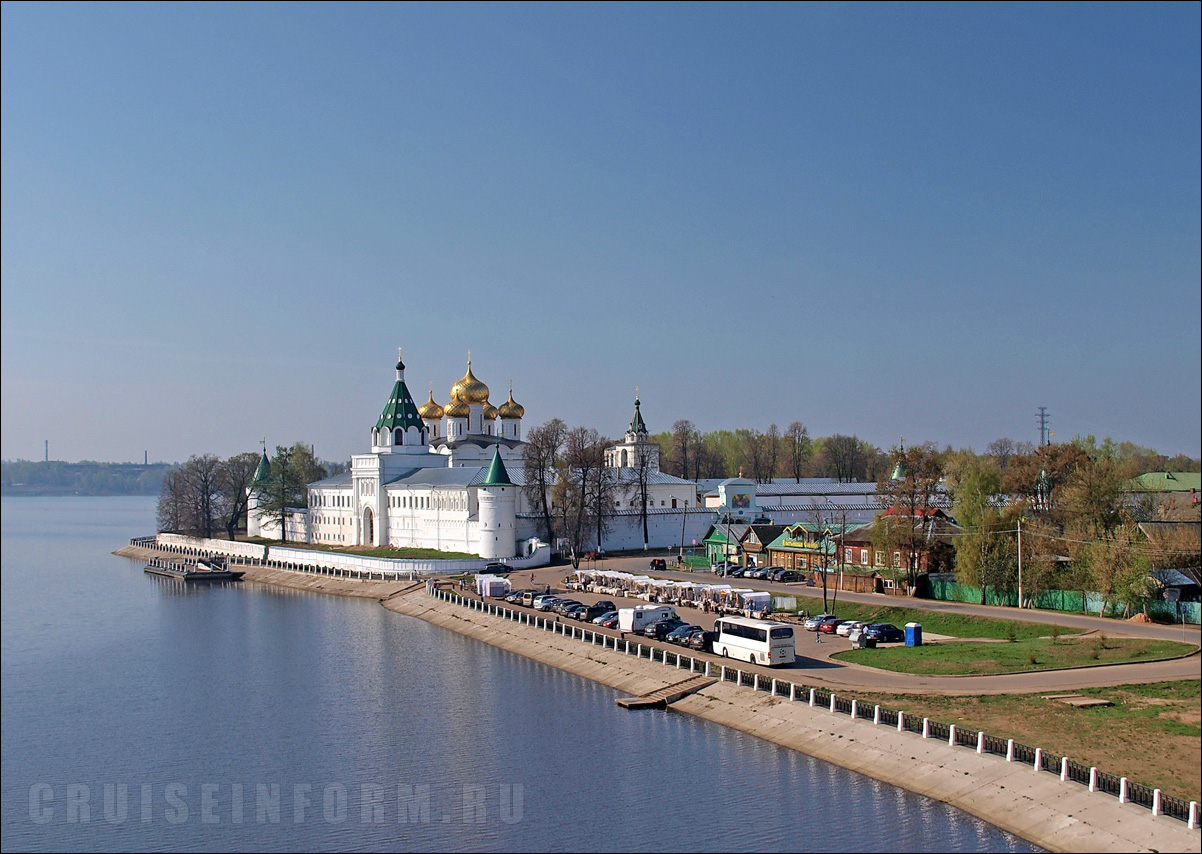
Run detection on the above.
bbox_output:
[862,623,905,643]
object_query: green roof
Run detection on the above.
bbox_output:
[1131,472,1201,493]
[252,450,271,484]
[375,379,424,433]
[480,446,514,487]
[629,396,647,435]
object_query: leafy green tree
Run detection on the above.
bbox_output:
[254,443,327,544]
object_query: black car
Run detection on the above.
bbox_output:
[483,562,510,576]
[665,624,702,645]
[863,623,905,643]
[687,630,717,653]
[580,601,617,621]
[649,558,667,571]
[642,618,687,640]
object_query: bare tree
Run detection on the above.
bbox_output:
[560,426,609,567]
[765,423,781,482]
[670,419,697,480]
[785,421,812,482]
[215,451,262,540]
[874,442,945,590]
[522,419,566,545]
[156,468,188,533]
[825,434,866,483]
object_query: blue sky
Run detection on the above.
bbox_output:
[3,2,1199,464]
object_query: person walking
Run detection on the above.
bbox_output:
[815,627,822,643]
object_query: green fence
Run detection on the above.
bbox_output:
[927,579,1200,624]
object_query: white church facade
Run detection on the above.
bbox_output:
[249,350,539,560]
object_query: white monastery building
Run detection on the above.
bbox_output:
[248,349,708,557]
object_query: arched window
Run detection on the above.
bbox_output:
[394,428,404,445]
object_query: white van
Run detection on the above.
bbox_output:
[617,605,678,634]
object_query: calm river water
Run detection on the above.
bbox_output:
[0,496,1041,852]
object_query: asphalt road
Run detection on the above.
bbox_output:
[518,557,1201,697]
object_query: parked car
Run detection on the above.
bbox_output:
[649,558,667,571]
[836,620,868,638]
[687,630,718,653]
[521,591,538,607]
[580,602,617,621]
[643,618,687,640]
[770,569,801,583]
[863,623,905,643]
[744,567,767,579]
[803,613,836,631]
[553,599,582,616]
[534,596,562,612]
[818,617,844,634]
[483,562,510,576]
[592,610,618,626]
[665,624,702,645]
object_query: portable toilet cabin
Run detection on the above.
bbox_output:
[905,622,923,646]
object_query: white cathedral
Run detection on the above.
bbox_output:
[247,348,698,558]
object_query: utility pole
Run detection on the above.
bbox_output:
[1017,516,1023,609]
[44,440,48,463]
[1037,407,1050,446]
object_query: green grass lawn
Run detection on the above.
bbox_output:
[833,635,1196,675]
[791,595,1052,640]
[848,680,1201,803]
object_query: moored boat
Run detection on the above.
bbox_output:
[145,556,245,582]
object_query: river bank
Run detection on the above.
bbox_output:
[113,547,1201,852]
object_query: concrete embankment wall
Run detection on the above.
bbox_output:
[387,587,1201,854]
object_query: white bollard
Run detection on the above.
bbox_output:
[1034,748,1043,772]
[721,665,727,681]
[948,724,957,747]
[705,661,712,677]
[1152,789,1162,817]
[625,640,630,654]
[1061,757,1069,782]
[637,643,643,657]
[851,699,858,719]
[790,683,797,701]
[1188,801,1198,830]
[1006,739,1015,762]
[830,694,837,713]
[754,673,760,691]
[771,679,777,696]
[977,731,985,754]
[1119,777,1129,804]
[1089,767,1098,792]
[897,711,905,733]
[809,688,816,707]
[922,718,930,739]
[874,705,881,725]
[677,654,682,669]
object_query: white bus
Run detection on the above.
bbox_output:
[713,617,796,667]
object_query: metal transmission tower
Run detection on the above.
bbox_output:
[1037,407,1050,446]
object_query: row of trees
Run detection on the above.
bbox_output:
[653,420,893,484]
[880,441,1200,615]
[523,419,660,567]
[652,422,1199,485]
[156,443,335,542]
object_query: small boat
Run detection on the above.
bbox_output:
[145,556,245,582]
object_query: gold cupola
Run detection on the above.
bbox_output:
[483,401,498,420]
[498,386,525,419]
[418,386,444,420]
[444,392,470,419]
[449,357,490,405]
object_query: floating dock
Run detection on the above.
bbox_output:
[145,556,245,582]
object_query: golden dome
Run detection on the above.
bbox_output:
[418,390,444,420]
[483,401,498,420]
[449,359,490,405]
[498,389,524,419]
[445,395,470,418]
